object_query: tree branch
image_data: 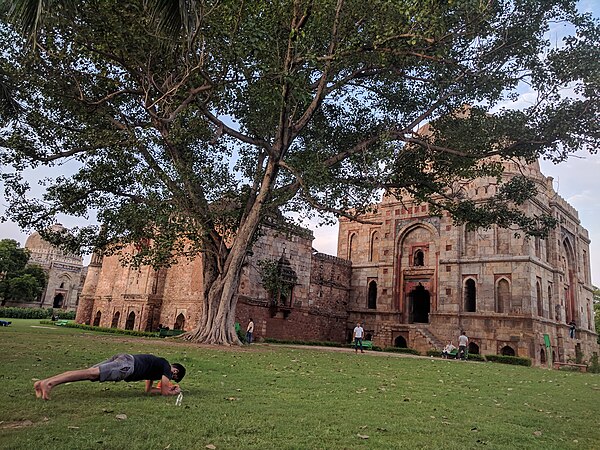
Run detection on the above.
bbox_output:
[278,160,381,225]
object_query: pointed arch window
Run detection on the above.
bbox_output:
[174,313,186,330]
[464,279,476,312]
[536,281,543,317]
[368,280,377,309]
[125,311,135,330]
[348,233,358,261]
[413,249,424,267]
[370,231,380,262]
[547,284,553,320]
[111,311,120,328]
[496,279,510,313]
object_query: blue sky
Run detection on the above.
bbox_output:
[1,1,599,284]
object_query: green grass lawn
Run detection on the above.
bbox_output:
[1,319,598,450]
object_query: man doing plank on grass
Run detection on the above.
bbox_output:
[34,354,186,400]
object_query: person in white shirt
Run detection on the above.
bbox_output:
[246,318,254,344]
[458,331,469,360]
[442,342,456,358]
[353,322,365,353]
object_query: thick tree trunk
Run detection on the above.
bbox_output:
[182,159,280,345]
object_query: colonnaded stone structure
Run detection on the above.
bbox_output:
[76,222,351,342]
[23,223,85,311]
[76,159,599,366]
[339,159,598,365]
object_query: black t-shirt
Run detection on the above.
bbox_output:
[126,354,172,382]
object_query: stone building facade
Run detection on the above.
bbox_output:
[76,224,351,342]
[338,160,598,365]
[24,223,84,311]
[76,159,598,366]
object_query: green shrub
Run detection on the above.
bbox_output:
[0,306,71,319]
[236,324,247,344]
[484,354,532,366]
[382,347,420,356]
[39,320,159,338]
[0,307,76,320]
[427,349,442,357]
[264,338,344,347]
[465,353,486,362]
[588,353,600,374]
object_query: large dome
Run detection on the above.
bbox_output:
[24,224,82,265]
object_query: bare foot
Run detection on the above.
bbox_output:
[39,380,52,400]
[34,380,42,399]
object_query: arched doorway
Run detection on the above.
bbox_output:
[409,284,430,323]
[368,281,377,309]
[174,313,185,330]
[394,336,407,348]
[93,311,101,327]
[468,342,480,355]
[53,294,64,308]
[500,345,515,356]
[540,348,546,364]
[111,311,120,328]
[125,311,135,330]
[464,279,476,312]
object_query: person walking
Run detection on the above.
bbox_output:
[353,322,365,353]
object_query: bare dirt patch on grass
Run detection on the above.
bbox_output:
[0,418,48,430]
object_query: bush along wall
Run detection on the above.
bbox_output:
[484,354,532,366]
[263,337,345,347]
[0,307,75,320]
[382,347,421,355]
[39,320,159,338]
[465,353,486,362]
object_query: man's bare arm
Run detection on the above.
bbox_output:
[148,376,181,396]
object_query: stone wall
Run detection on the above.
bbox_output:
[78,223,352,343]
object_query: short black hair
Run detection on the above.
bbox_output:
[172,363,186,382]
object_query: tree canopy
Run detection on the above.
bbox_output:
[0,239,47,305]
[0,0,598,343]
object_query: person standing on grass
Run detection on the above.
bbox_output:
[34,353,186,400]
[458,331,469,360]
[246,318,254,344]
[353,322,365,353]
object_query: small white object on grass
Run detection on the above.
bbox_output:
[175,392,183,406]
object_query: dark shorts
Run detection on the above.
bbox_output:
[93,354,135,382]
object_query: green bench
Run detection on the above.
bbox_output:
[159,328,185,338]
[441,348,459,358]
[55,320,70,326]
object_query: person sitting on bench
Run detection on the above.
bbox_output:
[442,342,456,358]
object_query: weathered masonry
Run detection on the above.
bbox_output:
[338,160,598,365]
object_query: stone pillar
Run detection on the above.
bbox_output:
[75,252,103,325]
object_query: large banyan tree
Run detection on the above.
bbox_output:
[0,0,598,343]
